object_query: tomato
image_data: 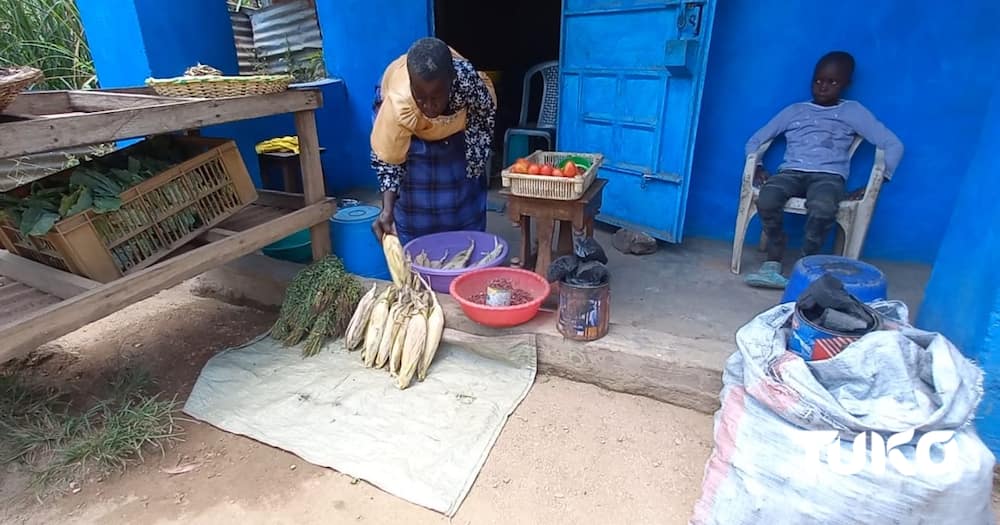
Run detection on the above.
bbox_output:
[552,168,564,177]
[540,165,553,176]
[512,160,529,174]
[563,161,580,177]
[527,163,541,175]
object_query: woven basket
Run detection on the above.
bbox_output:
[145,74,293,98]
[0,67,43,112]
[501,151,604,201]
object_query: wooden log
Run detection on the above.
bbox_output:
[0,90,322,159]
[0,199,336,360]
[294,110,332,261]
[3,91,72,116]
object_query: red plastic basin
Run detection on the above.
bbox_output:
[449,268,551,328]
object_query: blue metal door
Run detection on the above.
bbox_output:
[557,0,716,242]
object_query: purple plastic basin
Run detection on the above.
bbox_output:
[404,231,509,294]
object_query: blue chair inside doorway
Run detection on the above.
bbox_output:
[503,61,559,166]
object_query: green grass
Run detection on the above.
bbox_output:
[0,368,183,492]
[0,0,96,90]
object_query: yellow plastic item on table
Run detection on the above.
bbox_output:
[255,136,300,154]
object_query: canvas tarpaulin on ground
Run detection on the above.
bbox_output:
[184,331,537,516]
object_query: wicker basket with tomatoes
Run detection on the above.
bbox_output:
[501,151,603,201]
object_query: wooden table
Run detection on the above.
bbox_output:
[504,179,608,279]
[0,88,334,359]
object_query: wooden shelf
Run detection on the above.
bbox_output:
[0,88,333,358]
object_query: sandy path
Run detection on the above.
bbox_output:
[0,285,713,525]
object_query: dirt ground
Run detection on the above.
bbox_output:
[0,284,714,525]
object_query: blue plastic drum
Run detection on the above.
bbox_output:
[330,205,391,280]
[781,255,888,304]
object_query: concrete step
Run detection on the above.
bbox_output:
[190,254,727,415]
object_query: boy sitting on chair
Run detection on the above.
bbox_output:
[743,51,904,289]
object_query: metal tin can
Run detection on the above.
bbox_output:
[788,303,883,361]
[485,285,512,307]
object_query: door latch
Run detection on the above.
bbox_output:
[677,2,706,38]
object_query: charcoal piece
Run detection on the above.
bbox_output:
[797,274,876,332]
[547,255,579,283]
[566,261,610,286]
[573,235,609,264]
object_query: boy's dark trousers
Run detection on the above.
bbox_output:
[757,170,845,262]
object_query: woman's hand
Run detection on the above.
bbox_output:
[372,191,398,241]
[372,209,396,241]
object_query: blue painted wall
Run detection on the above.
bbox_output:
[314,0,432,191]
[77,0,354,193]
[687,0,1000,262]
[918,81,1000,453]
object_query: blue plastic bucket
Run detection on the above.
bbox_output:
[330,205,391,279]
[782,255,888,304]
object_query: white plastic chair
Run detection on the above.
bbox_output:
[730,136,887,274]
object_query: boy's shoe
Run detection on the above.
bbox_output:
[744,261,788,289]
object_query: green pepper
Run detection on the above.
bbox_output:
[558,156,593,171]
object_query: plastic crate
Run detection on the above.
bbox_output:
[0,136,257,282]
[500,151,603,201]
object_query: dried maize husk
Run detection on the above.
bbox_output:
[362,289,393,367]
[388,308,411,375]
[397,312,427,390]
[382,234,409,287]
[471,238,503,268]
[414,251,432,268]
[344,283,378,350]
[441,238,475,270]
[375,300,403,369]
[419,294,445,381]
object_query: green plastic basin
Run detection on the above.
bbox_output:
[262,229,312,264]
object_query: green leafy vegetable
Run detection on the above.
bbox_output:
[19,206,61,237]
[66,188,94,217]
[92,196,122,214]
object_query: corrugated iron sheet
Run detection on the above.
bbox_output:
[248,0,325,77]
[230,10,260,75]
[0,146,93,192]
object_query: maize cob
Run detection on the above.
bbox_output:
[388,303,412,375]
[362,287,393,366]
[344,283,378,350]
[397,311,427,389]
[375,299,404,369]
[442,238,475,269]
[382,234,409,287]
[419,292,445,381]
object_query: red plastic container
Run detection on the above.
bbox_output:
[450,268,551,328]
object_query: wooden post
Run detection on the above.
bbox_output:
[294,110,333,261]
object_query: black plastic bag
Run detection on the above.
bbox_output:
[566,261,610,286]
[797,274,876,333]
[573,235,609,264]
[547,255,579,283]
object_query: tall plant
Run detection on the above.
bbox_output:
[0,0,96,90]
